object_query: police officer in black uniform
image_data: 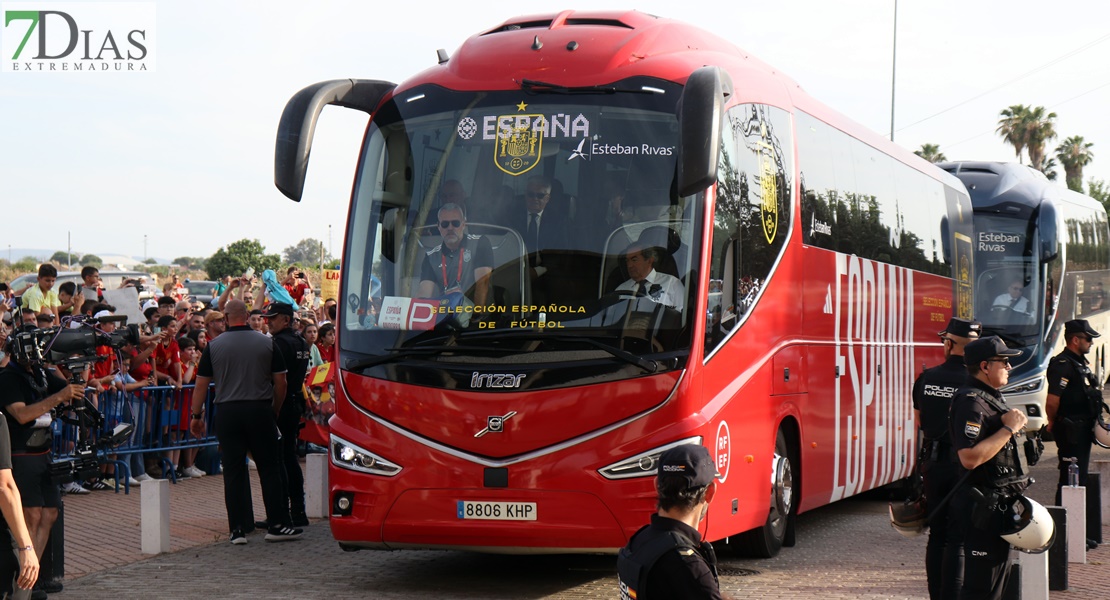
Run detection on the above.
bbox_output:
[263,302,312,527]
[949,336,1030,600]
[617,444,723,600]
[912,317,980,600]
[1045,318,1101,548]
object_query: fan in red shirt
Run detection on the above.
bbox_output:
[282,267,313,305]
[316,322,336,363]
[154,315,183,387]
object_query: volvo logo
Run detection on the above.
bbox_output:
[475,411,517,437]
[470,372,526,389]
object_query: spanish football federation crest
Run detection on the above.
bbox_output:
[495,114,542,176]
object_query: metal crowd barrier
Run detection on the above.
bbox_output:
[52,384,220,494]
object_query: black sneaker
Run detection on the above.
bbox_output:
[254,520,270,530]
[29,589,47,600]
[36,579,63,593]
[264,525,303,542]
[230,529,247,545]
[291,513,310,527]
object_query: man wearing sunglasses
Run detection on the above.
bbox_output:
[1045,319,1102,548]
[948,336,1029,600]
[418,203,493,309]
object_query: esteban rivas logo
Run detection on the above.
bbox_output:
[2,3,155,73]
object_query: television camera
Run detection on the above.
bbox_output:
[6,312,141,483]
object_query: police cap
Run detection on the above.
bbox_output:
[657,444,720,489]
[1064,319,1100,339]
[964,335,1021,366]
[938,317,981,340]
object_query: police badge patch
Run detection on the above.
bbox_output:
[964,421,982,439]
[1059,377,1069,389]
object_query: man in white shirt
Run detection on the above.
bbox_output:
[616,244,685,312]
[992,280,1030,313]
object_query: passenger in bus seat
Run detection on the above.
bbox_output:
[417,203,494,308]
[616,244,685,312]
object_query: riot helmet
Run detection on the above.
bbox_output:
[1000,495,1055,553]
[889,498,927,538]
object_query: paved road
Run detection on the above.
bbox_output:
[60,444,1109,599]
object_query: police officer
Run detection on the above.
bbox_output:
[617,444,723,600]
[1045,318,1101,548]
[950,336,1029,600]
[912,317,979,600]
[262,302,311,527]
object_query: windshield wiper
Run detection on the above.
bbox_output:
[346,345,508,371]
[449,329,659,373]
[518,79,658,95]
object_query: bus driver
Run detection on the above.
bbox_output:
[616,244,685,312]
[417,203,493,307]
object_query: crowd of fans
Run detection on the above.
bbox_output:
[0,264,339,493]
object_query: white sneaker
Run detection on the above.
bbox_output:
[125,477,141,486]
[183,466,206,478]
[134,473,153,482]
[62,481,90,495]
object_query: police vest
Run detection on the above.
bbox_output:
[1057,352,1102,420]
[964,387,1031,496]
[617,528,697,600]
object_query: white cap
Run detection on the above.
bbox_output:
[142,299,159,310]
[93,310,113,320]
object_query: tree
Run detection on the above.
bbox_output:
[1055,136,1095,192]
[1024,106,1057,172]
[1089,178,1110,213]
[143,258,158,265]
[80,254,103,268]
[206,239,281,280]
[50,251,79,266]
[13,257,38,272]
[996,104,1031,163]
[1032,156,1059,181]
[283,238,332,266]
[914,143,947,163]
[173,256,206,270]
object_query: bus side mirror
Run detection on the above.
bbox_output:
[274,79,396,202]
[676,66,731,197]
[1037,200,1059,263]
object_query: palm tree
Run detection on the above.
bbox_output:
[914,143,947,163]
[1024,106,1058,171]
[1056,136,1095,192]
[1032,156,1059,181]
[997,105,1032,163]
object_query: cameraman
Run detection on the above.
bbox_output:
[0,342,84,592]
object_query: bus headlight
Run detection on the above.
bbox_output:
[330,434,403,477]
[598,437,702,480]
[1001,376,1043,395]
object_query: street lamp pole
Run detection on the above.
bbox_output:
[144,235,148,261]
[890,0,898,142]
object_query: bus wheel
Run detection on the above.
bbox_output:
[734,429,795,557]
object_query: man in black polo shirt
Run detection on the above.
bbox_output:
[0,352,84,592]
[262,302,311,527]
[189,299,302,544]
[617,444,723,599]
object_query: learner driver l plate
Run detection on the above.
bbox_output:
[456,500,537,521]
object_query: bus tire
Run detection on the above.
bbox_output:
[734,428,795,557]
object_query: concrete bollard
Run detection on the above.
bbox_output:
[141,479,170,554]
[1061,486,1086,564]
[1094,460,1110,525]
[1018,550,1049,600]
[306,453,329,519]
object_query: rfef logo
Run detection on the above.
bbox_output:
[2,3,155,72]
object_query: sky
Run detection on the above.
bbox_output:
[2,0,1109,264]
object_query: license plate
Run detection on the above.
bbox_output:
[456,500,537,521]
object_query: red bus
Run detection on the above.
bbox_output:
[273,10,974,556]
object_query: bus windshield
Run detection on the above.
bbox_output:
[339,80,700,363]
[974,213,1042,344]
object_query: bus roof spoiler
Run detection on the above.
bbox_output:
[274,78,396,202]
[676,66,731,197]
